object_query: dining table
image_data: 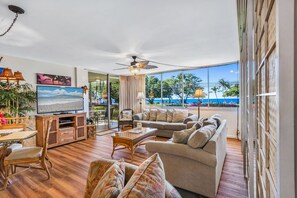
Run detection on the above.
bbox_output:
[0,130,37,184]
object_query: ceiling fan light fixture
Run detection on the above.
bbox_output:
[129,67,140,75]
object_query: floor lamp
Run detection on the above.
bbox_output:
[136,92,145,113]
[194,89,205,118]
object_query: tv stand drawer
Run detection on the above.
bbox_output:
[60,127,75,143]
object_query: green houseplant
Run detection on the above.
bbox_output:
[0,83,36,118]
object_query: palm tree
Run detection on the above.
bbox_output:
[210,86,221,103]
[218,79,231,103]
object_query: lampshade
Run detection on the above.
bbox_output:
[102,92,107,99]
[14,71,25,81]
[0,68,15,80]
[136,92,145,99]
[194,89,205,98]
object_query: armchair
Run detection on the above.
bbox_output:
[118,109,134,130]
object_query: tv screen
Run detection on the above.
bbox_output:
[37,86,84,114]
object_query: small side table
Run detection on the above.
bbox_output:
[87,125,96,138]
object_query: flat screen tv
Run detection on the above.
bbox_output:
[37,86,84,114]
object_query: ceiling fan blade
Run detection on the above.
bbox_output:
[138,61,149,68]
[114,67,128,71]
[143,65,158,69]
[116,63,130,66]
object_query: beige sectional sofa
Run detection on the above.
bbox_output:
[133,108,198,138]
[146,119,227,198]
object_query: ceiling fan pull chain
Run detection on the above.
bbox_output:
[0,13,18,37]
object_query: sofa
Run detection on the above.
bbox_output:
[133,108,199,138]
[145,119,227,198]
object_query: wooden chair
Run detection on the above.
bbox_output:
[2,119,53,189]
[118,109,134,130]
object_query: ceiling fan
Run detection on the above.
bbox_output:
[114,56,158,75]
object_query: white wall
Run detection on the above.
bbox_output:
[188,107,239,139]
[0,55,89,115]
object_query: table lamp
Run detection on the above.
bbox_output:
[194,89,205,118]
[136,92,145,112]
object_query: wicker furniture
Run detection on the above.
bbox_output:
[111,127,157,161]
[36,113,87,148]
[2,119,52,189]
[118,109,134,130]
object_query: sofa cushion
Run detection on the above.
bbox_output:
[156,109,167,122]
[134,120,151,128]
[118,153,166,198]
[91,160,125,198]
[166,109,174,122]
[165,181,182,198]
[172,109,188,123]
[187,125,217,148]
[210,114,222,128]
[150,121,166,130]
[143,109,150,121]
[172,127,197,144]
[163,123,187,131]
[203,118,218,128]
[149,109,158,121]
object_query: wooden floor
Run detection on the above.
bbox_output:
[0,134,248,198]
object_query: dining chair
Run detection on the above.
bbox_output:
[2,118,53,189]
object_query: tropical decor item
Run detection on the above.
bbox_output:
[37,73,71,86]
[0,83,36,118]
[0,112,7,125]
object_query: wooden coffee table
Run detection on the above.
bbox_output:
[111,127,157,161]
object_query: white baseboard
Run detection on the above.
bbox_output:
[227,134,239,139]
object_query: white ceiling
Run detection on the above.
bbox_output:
[0,0,239,75]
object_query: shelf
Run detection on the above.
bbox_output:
[59,122,75,125]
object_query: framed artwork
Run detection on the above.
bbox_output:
[37,73,71,86]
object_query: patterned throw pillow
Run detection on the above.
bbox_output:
[172,109,188,123]
[118,153,166,198]
[91,160,125,198]
[172,126,197,144]
[143,109,150,121]
[156,109,167,122]
[193,117,205,129]
[187,125,217,148]
[122,110,132,120]
[149,109,158,121]
[165,181,182,198]
[166,109,174,122]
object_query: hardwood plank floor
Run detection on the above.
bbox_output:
[0,134,247,198]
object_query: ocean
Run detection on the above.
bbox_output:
[148,98,239,104]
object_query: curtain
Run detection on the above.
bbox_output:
[119,75,145,113]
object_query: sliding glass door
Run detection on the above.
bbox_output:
[88,72,119,131]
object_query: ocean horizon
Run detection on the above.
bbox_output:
[147,98,239,104]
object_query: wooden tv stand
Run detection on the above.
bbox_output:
[36,113,87,148]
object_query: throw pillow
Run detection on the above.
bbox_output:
[165,181,182,198]
[118,153,166,198]
[203,118,218,128]
[187,125,217,148]
[122,110,132,120]
[91,160,125,198]
[166,109,174,122]
[172,109,188,123]
[192,117,205,129]
[172,126,197,144]
[210,114,222,128]
[143,109,150,121]
[156,109,167,122]
[149,109,158,121]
